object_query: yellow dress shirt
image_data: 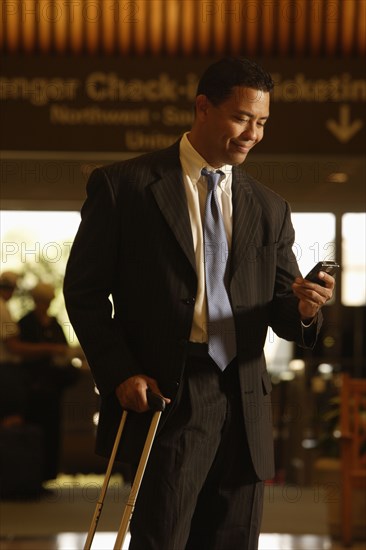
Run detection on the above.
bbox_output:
[179,132,233,344]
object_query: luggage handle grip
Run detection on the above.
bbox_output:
[146,388,166,412]
[83,387,165,550]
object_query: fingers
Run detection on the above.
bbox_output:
[317,271,336,290]
[293,273,336,320]
[293,273,335,303]
[115,375,170,413]
[294,284,329,306]
[115,375,149,412]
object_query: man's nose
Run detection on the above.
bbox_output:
[241,121,257,141]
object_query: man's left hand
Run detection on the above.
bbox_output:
[292,271,335,322]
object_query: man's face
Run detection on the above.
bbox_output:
[194,86,270,167]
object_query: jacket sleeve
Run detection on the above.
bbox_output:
[63,167,140,396]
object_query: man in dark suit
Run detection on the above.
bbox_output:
[64,58,335,549]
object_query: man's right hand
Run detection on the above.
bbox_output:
[115,375,171,413]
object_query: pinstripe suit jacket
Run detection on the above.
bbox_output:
[64,139,322,480]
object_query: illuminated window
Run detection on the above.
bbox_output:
[342,213,366,306]
[291,213,336,277]
[0,210,80,340]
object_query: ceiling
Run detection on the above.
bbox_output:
[1,0,365,57]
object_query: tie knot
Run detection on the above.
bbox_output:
[201,168,224,191]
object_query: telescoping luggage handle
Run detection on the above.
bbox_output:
[83,389,166,550]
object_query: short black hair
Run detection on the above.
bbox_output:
[196,57,274,105]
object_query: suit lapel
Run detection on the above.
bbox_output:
[231,166,262,279]
[149,144,197,274]
[148,145,262,279]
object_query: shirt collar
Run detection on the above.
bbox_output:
[180,132,232,190]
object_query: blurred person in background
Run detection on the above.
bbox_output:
[0,271,26,426]
[18,282,78,481]
[0,272,64,425]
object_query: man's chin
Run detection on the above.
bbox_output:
[211,150,249,167]
[226,151,249,165]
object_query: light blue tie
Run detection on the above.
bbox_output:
[202,168,237,371]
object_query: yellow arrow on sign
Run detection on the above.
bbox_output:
[326,104,363,143]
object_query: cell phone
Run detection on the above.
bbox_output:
[305,261,340,286]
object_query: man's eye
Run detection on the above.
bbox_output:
[235,117,249,123]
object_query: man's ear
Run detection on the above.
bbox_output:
[195,94,210,121]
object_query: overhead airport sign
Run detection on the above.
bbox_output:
[1,57,365,154]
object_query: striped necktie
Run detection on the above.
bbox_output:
[202,167,237,371]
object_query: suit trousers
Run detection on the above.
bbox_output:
[129,350,264,550]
